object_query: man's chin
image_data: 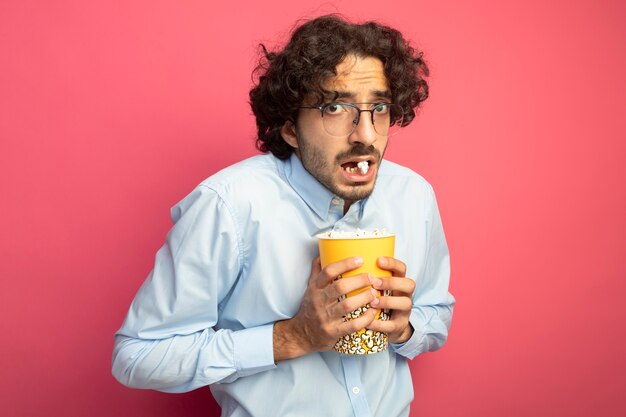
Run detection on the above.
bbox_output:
[335,183,375,202]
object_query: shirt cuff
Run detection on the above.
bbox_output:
[389,311,425,359]
[232,324,277,377]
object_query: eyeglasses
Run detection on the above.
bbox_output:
[299,102,404,137]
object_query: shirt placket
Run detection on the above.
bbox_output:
[330,198,372,416]
[341,355,372,417]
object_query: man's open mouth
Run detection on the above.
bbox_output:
[341,160,372,175]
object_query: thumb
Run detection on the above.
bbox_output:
[309,256,322,284]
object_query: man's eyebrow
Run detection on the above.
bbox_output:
[333,90,392,100]
[334,91,354,99]
[372,89,392,99]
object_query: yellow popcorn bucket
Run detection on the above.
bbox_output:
[317,232,395,354]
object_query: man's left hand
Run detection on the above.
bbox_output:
[366,257,415,344]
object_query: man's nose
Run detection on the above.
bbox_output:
[348,111,377,146]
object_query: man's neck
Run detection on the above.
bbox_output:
[343,200,354,215]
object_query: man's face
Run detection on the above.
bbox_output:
[281,55,391,207]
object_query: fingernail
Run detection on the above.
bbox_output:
[354,257,364,265]
[368,273,375,284]
[371,297,380,307]
[373,279,382,289]
[378,257,387,266]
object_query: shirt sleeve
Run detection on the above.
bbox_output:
[112,185,276,392]
[390,185,455,359]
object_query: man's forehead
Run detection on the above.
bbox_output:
[323,55,390,96]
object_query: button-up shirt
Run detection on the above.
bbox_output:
[113,153,455,417]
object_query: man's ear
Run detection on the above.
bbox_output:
[280,121,298,149]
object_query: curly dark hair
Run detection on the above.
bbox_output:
[249,14,429,160]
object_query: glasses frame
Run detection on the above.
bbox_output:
[299,102,404,137]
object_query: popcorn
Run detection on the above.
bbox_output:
[319,228,392,239]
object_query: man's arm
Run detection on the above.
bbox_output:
[112,186,275,392]
[112,325,276,392]
[394,186,455,358]
[367,186,455,359]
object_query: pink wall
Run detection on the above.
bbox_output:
[2,1,625,416]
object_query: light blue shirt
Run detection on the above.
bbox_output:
[113,153,455,417]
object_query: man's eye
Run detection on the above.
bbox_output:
[374,103,390,113]
[323,103,346,115]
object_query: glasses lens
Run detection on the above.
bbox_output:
[320,103,357,136]
[372,104,404,137]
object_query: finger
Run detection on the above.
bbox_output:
[332,288,377,316]
[371,276,415,295]
[316,257,364,289]
[338,307,377,334]
[370,294,412,312]
[377,257,406,277]
[331,273,373,298]
[367,317,404,334]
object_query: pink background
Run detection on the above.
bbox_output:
[2,1,625,416]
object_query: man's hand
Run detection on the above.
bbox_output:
[273,257,378,361]
[366,257,416,344]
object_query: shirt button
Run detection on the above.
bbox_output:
[331,197,342,205]
[352,387,360,395]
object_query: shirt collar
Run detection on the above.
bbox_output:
[284,153,336,219]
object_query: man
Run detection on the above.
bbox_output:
[113,14,455,417]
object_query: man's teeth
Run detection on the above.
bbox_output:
[345,161,370,174]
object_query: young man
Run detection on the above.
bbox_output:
[113,15,455,417]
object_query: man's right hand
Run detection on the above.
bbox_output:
[273,256,378,361]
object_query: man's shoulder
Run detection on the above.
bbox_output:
[171,154,285,220]
[199,154,284,192]
[378,159,434,193]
